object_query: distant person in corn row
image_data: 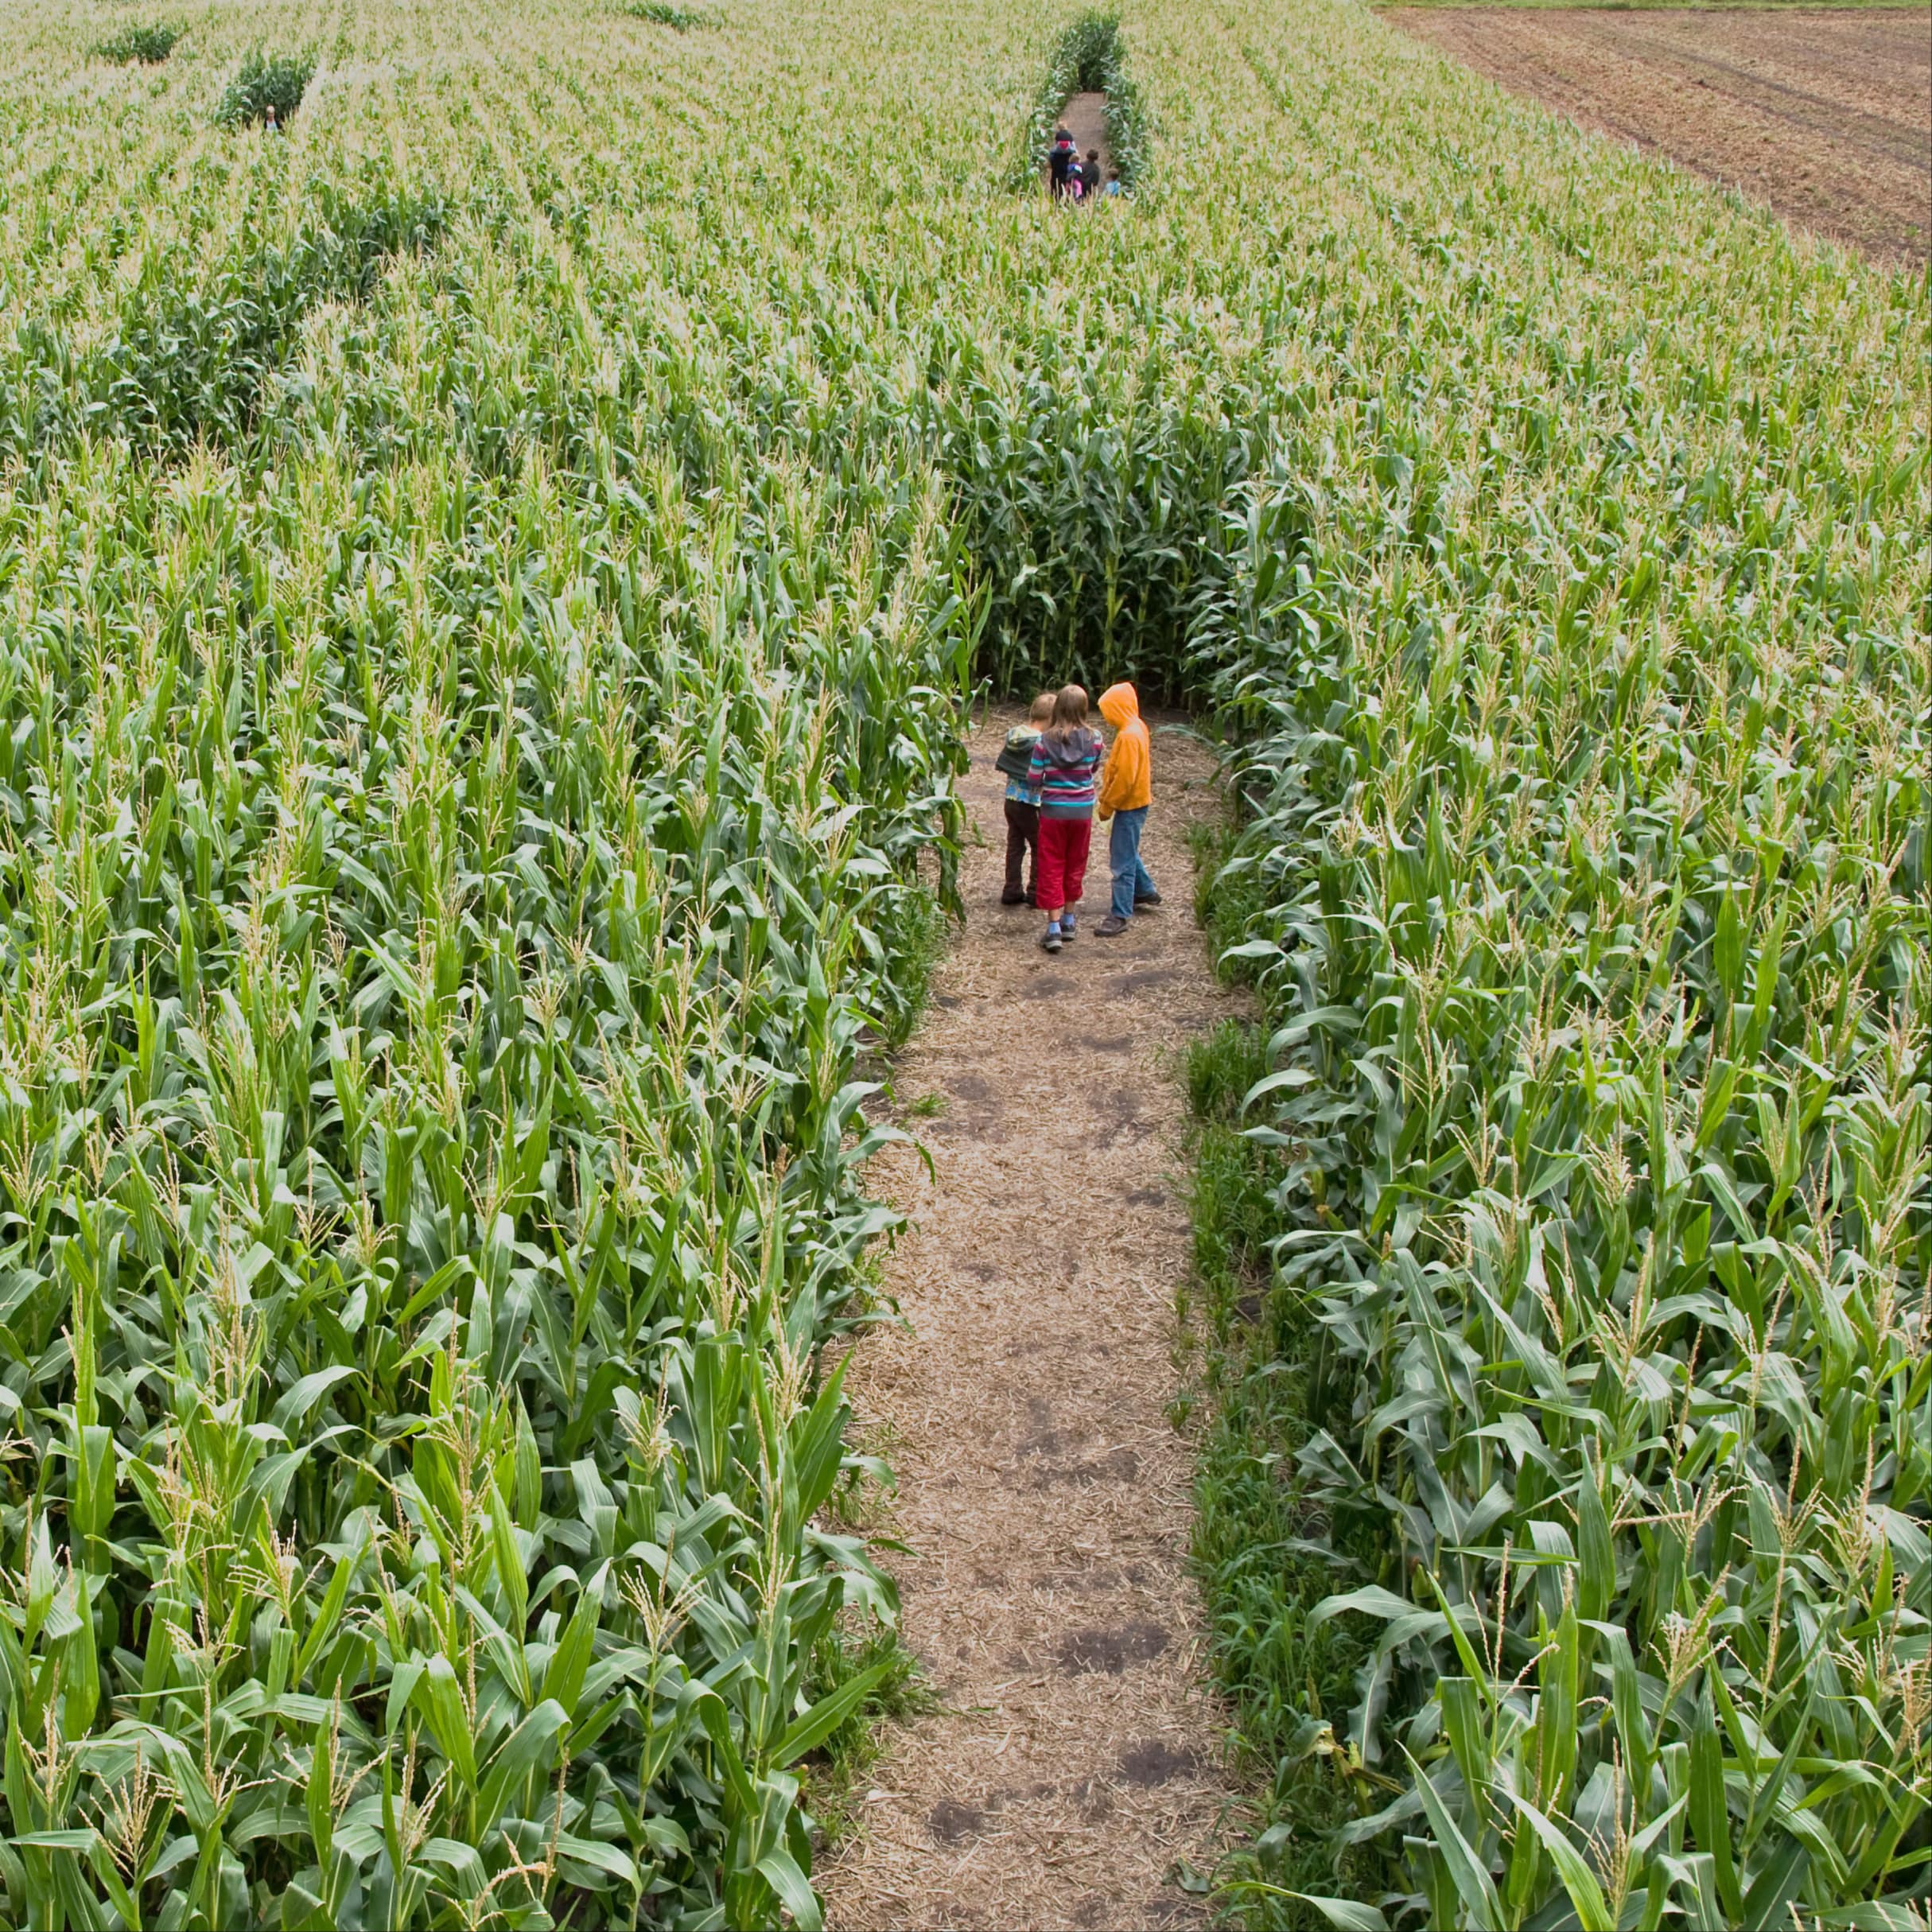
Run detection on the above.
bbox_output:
[1049,127,1078,197]
[997,690,1057,907]
[1027,684,1105,953]
[1094,681,1160,936]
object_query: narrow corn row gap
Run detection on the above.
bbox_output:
[821,710,1245,1931]
[1043,93,1113,200]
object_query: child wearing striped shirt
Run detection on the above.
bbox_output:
[1024,684,1105,954]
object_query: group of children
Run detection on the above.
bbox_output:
[997,682,1158,954]
[1048,128,1122,202]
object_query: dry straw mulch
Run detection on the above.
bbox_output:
[820,709,1249,1930]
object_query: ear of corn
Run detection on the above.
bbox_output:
[0,0,1922,1924]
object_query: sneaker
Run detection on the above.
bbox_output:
[1040,925,1063,954]
[1135,889,1163,907]
[1061,912,1077,939]
[1097,914,1130,936]
[1001,887,1028,906]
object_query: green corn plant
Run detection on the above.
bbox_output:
[618,1,709,25]
[91,25,182,65]
[0,0,1922,1924]
[0,219,974,1916]
[1197,225,1926,1932]
[213,50,317,129]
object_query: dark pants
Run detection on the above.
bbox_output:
[1004,798,1040,899]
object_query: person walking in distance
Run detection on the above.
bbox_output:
[1025,685,1105,953]
[1048,127,1077,198]
[1094,682,1160,935]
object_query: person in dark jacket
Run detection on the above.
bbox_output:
[1048,129,1076,196]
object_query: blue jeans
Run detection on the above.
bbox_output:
[1109,807,1156,919]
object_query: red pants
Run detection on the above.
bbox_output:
[1035,814,1092,913]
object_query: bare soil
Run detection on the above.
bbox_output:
[818,710,1246,1930]
[1384,6,1932,262]
[1043,89,1115,197]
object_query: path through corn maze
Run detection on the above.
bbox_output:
[1044,90,1114,191]
[821,711,1245,1929]
[0,0,1925,1922]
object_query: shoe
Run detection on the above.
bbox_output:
[1135,889,1163,907]
[1001,887,1028,906]
[1061,912,1077,939]
[1097,915,1130,936]
[1040,925,1063,954]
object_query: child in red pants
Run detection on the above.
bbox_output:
[1023,684,1104,954]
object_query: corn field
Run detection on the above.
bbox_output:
[0,0,1924,1926]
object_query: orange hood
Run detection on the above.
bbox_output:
[1097,683,1152,813]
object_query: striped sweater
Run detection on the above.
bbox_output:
[1025,727,1104,818]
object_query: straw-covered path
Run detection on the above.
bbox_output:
[820,708,1245,1929]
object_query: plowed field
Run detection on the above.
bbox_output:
[1386,7,1932,261]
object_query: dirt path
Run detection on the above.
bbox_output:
[820,709,1244,1930]
[1044,88,1114,195]
[1384,6,1932,263]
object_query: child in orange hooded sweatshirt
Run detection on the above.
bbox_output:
[1094,682,1160,935]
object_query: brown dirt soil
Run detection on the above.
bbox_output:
[818,709,1246,1930]
[1043,89,1114,197]
[1384,7,1932,263]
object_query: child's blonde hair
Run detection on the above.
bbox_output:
[1028,691,1055,724]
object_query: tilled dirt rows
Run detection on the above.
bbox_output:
[1385,6,1932,262]
[818,712,1245,1930]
